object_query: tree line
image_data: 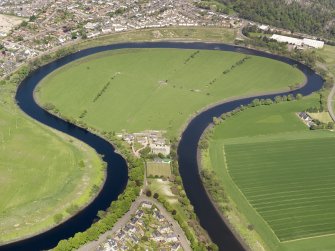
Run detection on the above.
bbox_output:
[215,0,335,39]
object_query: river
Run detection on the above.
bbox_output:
[0,42,323,251]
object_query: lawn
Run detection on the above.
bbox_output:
[146,162,172,178]
[0,104,104,243]
[36,48,304,138]
[206,95,335,251]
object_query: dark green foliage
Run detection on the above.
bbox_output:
[218,0,335,39]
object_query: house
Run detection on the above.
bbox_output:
[130,217,138,225]
[153,209,165,222]
[298,112,316,128]
[152,230,164,242]
[171,243,181,251]
[158,225,172,234]
[150,143,170,156]
[115,230,126,240]
[130,234,139,244]
[141,201,153,209]
[165,233,178,242]
[258,24,269,31]
[135,209,144,218]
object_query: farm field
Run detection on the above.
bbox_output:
[206,95,335,251]
[36,48,305,138]
[146,161,172,178]
[0,105,104,243]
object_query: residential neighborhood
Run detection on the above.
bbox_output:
[0,0,242,77]
[97,201,183,251]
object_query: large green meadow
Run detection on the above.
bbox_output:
[0,103,104,243]
[206,95,335,251]
[36,48,304,138]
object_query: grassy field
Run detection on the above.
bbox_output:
[0,103,104,243]
[206,95,335,251]
[308,112,333,123]
[146,162,171,177]
[36,48,304,138]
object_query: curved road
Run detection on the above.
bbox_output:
[327,82,335,122]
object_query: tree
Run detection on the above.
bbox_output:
[79,28,87,39]
[274,95,282,103]
[71,32,77,40]
[251,98,260,107]
[212,116,221,125]
[287,94,294,101]
[153,193,159,199]
[199,138,209,150]
[145,189,152,197]
[29,15,37,22]
[296,93,303,100]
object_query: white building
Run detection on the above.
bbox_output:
[258,24,269,31]
[302,38,324,49]
[150,143,170,156]
[271,34,324,49]
[270,34,303,46]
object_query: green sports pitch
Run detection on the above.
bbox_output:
[36,48,304,137]
[208,97,335,251]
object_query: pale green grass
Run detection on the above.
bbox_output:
[307,112,333,124]
[0,100,104,243]
[146,162,171,177]
[36,48,304,138]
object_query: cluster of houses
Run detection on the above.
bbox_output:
[98,201,182,251]
[0,0,244,78]
[298,112,316,128]
[118,130,171,156]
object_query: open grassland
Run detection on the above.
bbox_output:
[0,104,104,243]
[206,95,335,251]
[308,112,333,123]
[37,48,304,137]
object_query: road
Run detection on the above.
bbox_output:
[327,82,335,122]
[78,195,192,251]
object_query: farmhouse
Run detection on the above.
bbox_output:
[150,143,171,155]
[298,112,315,128]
